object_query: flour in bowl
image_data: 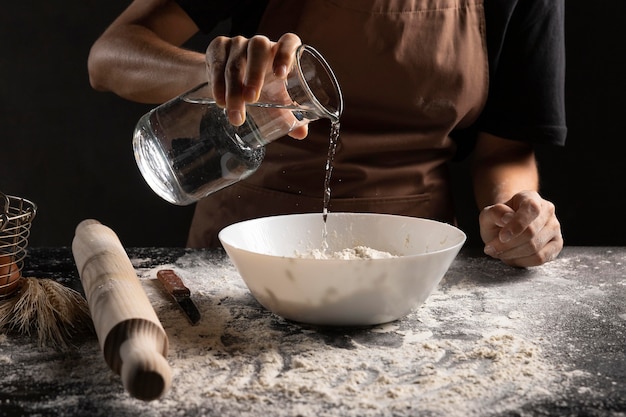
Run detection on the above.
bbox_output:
[296,245,398,260]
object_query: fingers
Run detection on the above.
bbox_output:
[288,125,308,140]
[272,33,302,78]
[497,192,543,243]
[207,35,261,125]
[242,36,273,103]
[484,220,563,267]
[480,191,563,267]
[206,34,302,127]
[206,36,231,108]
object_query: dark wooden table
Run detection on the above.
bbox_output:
[1,247,625,417]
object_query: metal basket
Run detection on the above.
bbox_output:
[0,192,37,297]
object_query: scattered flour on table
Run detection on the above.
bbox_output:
[0,252,590,417]
[130,253,575,417]
[295,245,397,260]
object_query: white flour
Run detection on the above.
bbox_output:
[295,245,397,260]
[132,253,572,417]
[0,251,593,417]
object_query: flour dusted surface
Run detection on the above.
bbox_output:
[129,252,576,417]
[1,249,612,417]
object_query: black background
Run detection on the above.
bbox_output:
[1,1,625,248]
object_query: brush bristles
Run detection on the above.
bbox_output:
[0,277,94,349]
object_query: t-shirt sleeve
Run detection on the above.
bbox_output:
[175,0,236,33]
[475,0,567,147]
[175,0,267,37]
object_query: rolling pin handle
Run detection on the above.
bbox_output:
[119,335,172,401]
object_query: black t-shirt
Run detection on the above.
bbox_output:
[176,0,567,151]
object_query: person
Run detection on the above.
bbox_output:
[87,0,566,268]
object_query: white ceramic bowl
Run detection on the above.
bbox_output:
[218,212,466,326]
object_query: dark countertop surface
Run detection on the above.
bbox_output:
[1,246,625,417]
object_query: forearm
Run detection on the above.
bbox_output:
[88,26,206,103]
[473,132,562,267]
[471,132,539,209]
[87,0,207,104]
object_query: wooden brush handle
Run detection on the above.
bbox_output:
[72,219,171,401]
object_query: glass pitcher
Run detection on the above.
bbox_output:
[133,44,343,206]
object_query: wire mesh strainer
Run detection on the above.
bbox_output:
[0,192,37,297]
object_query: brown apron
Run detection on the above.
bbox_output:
[187,0,488,248]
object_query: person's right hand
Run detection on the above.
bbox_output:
[205,33,308,139]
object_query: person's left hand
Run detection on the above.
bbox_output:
[479,190,563,267]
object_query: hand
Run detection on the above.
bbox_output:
[479,191,563,267]
[205,33,308,139]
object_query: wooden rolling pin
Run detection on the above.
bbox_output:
[72,219,171,401]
